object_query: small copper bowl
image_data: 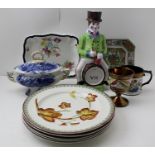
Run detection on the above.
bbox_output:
[109,67,134,80]
[109,66,134,107]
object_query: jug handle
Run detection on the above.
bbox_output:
[142,70,153,86]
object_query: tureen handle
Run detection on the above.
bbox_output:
[62,68,70,79]
[7,72,16,82]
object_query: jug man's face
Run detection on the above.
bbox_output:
[88,22,100,35]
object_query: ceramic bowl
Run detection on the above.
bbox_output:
[7,51,70,88]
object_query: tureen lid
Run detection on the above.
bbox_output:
[15,51,62,75]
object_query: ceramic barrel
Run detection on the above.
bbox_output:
[82,63,106,86]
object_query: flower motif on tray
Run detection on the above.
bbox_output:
[35,91,99,126]
[107,48,126,68]
[63,61,74,70]
[40,37,61,58]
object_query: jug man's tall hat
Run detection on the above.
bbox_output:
[87,11,102,23]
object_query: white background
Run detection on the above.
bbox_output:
[0,8,155,147]
[0,8,155,74]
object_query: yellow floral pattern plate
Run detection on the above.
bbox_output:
[23,85,114,134]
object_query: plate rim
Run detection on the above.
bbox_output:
[22,111,114,137]
[23,118,111,143]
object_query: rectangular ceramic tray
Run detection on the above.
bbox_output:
[106,39,135,68]
[23,34,79,76]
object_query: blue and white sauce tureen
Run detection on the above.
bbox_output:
[7,51,70,88]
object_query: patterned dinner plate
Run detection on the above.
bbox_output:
[23,111,114,137]
[23,85,114,135]
[23,34,79,76]
[23,116,111,143]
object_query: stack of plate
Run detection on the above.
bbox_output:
[23,85,115,143]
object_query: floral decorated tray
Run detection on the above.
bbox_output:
[106,39,135,68]
[23,85,114,134]
[23,34,79,76]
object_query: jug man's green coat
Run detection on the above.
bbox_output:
[78,32,107,58]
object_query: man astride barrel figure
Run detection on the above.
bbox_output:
[76,11,109,85]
